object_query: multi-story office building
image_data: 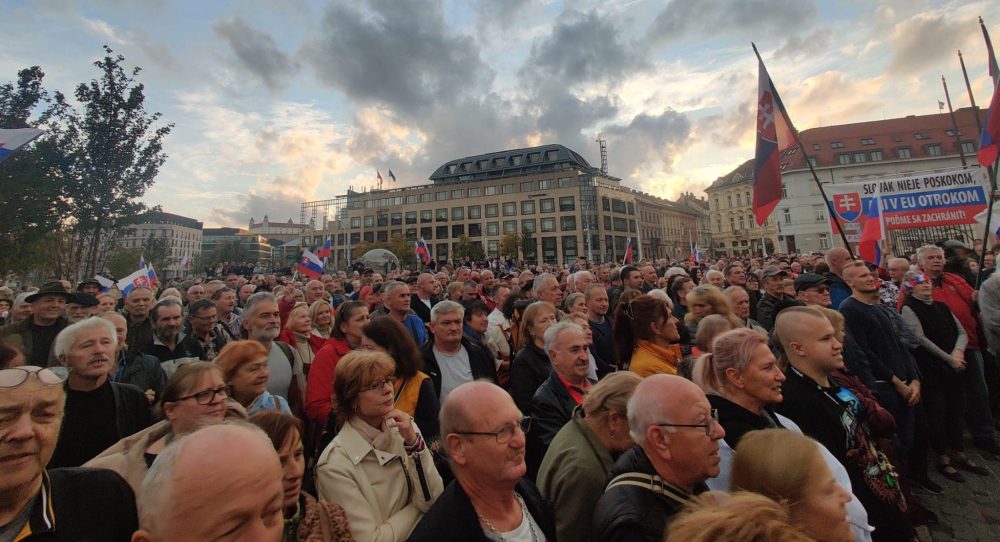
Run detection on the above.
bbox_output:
[708,107,985,256]
[302,144,704,266]
[119,211,203,277]
[248,215,315,243]
[201,228,273,265]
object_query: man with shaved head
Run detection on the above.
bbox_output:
[411,273,438,324]
[591,374,725,542]
[131,423,284,542]
[774,306,913,540]
[823,247,853,308]
[407,382,556,541]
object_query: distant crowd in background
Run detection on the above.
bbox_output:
[2,236,999,541]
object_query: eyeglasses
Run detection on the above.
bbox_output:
[360,376,396,393]
[655,409,719,436]
[174,385,230,405]
[453,417,532,445]
[0,366,69,388]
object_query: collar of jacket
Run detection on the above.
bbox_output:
[337,418,403,466]
[635,339,679,361]
[571,407,615,473]
[16,470,57,539]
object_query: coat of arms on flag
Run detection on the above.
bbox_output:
[832,193,863,223]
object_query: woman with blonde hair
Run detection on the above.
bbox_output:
[510,301,558,413]
[731,429,854,542]
[277,302,327,372]
[684,285,741,336]
[315,350,443,542]
[667,491,817,542]
[309,299,335,339]
[216,340,291,415]
[562,292,587,316]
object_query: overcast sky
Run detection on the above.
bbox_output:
[1,0,996,227]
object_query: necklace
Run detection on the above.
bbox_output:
[476,493,539,542]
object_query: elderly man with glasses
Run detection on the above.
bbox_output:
[0,365,139,540]
[591,374,725,542]
[407,381,556,542]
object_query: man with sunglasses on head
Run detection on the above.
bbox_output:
[407,381,556,542]
[48,318,152,468]
[0,365,138,540]
[591,374,725,542]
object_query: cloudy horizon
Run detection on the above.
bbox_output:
[1,0,996,227]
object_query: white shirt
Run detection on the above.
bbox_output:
[434,345,472,402]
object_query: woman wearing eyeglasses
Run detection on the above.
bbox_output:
[86,361,243,497]
[216,340,291,416]
[315,350,443,542]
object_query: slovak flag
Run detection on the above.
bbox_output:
[752,45,799,226]
[977,18,1000,168]
[622,238,634,266]
[0,128,44,162]
[859,197,883,266]
[690,245,703,263]
[117,267,151,297]
[414,237,431,265]
[139,256,147,269]
[298,249,324,279]
[316,236,332,260]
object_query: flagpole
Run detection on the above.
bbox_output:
[959,50,984,134]
[942,75,968,167]
[752,43,855,259]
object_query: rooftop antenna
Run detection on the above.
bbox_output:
[596,137,608,175]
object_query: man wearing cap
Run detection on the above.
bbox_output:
[76,279,102,297]
[0,284,73,366]
[0,364,139,540]
[755,265,791,332]
[66,293,101,324]
[794,273,832,308]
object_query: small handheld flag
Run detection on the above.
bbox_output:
[414,237,431,265]
[117,268,152,297]
[298,249,324,279]
[752,44,799,226]
[0,128,44,162]
[622,238,634,266]
[139,256,147,269]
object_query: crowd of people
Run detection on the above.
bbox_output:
[1,238,998,541]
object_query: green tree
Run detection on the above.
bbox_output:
[142,234,175,271]
[47,45,173,280]
[0,67,68,276]
[454,235,474,260]
[520,228,535,263]
[106,246,144,279]
[499,232,520,261]
[210,240,249,264]
[388,235,417,268]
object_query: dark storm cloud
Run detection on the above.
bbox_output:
[887,15,965,75]
[601,109,693,176]
[646,0,816,43]
[302,0,494,117]
[213,17,299,91]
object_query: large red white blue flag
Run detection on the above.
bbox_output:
[978,19,1000,168]
[858,196,883,266]
[0,128,44,162]
[298,249,324,279]
[414,237,431,265]
[753,46,799,226]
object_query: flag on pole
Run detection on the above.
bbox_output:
[752,44,799,226]
[377,170,384,185]
[146,263,159,285]
[180,251,190,270]
[414,237,431,265]
[116,268,152,297]
[690,245,703,263]
[316,236,332,259]
[298,249,324,279]
[94,275,115,293]
[978,18,1000,168]
[859,196,883,266]
[139,256,147,269]
[0,128,44,162]
[622,237,634,266]
[388,169,397,182]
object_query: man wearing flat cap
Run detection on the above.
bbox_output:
[755,265,791,332]
[0,283,73,366]
[77,278,102,296]
[794,273,832,308]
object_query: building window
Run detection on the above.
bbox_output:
[852,152,867,163]
[521,200,535,215]
[436,191,448,201]
[736,193,742,206]
[487,222,499,236]
[436,243,448,260]
[420,210,432,223]
[364,216,375,228]
[626,202,635,215]
[452,207,464,220]
[436,209,448,222]
[521,219,536,233]
[526,152,541,164]
[612,199,626,213]
[377,213,388,227]
[485,204,498,218]
[540,198,555,213]
[559,197,575,212]
[493,157,506,168]
[420,227,432,239]
[503,220,517,234]
[562,236,578,260]
[452,225,464,237]
[541,218,556,232]
[503,184,515,194]
[539,179,552,189]
[814,205,826,221]
[925,144,942,156]
[558,177,573,188]
[376,230,388,242]
[629,219,637,233]
[560,216,577,231]
[716,220,722,233]
[451,189,464,199]
[613,217,628,231]
[542,237,557,264]
[604,216,612,230]
[503,202,517,216]
[350,217,361,228]
[468,187,480,197]
[468,205,481,219]
[819,233,830,249]
[477,160,489,170]
[545,150,558,161]
[363,231,374,243]
[808,156,818,167]
[351,232,361,244]
[896,147,912,159]
[391,213,402,226]
[836,154,851,165]
[830,141,844,149]
[602,197,611,211]
[861,138,874,145]
[729,217,736,231]
[727,195,733,208]
[961,141,975,154]
[436,226,448,239]
[405,211,417,224]
[485,186,497,196]
[914,133,929,140]
[739,215,745,230]
[420,193,433,203]
[783,208,791,224]
[520,181,534,192]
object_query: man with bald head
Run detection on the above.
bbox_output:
[132,423,284,542]
[407,382,556,541]
[0,365,139,540]
[591,374,725,542]
[411,273,438,324]
[823,247,853,308]
[774,307,913,540]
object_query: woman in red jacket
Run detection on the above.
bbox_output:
[304,301,369,424]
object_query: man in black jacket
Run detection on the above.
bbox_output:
[421,300,496,402]
[48,318,152,468]
[407,381,556,542]
[0,365,138,541]
[411,272,438,324]
[591,374,724,542]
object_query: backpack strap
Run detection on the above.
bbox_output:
[605,472,691,507]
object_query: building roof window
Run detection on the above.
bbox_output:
[860,138,874,145]
[830,141,844,149]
